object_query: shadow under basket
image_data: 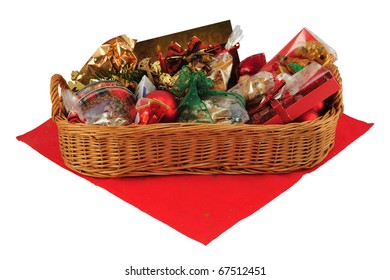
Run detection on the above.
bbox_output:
[50,66,343,178]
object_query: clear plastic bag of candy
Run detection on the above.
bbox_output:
[228,71,275,106]
[180,93,249,124]
[207,25,243,91]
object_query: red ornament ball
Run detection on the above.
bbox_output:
[146,90,179,122]
[238,53,267,77]
[312,101,325,113]
[296,109,319,122]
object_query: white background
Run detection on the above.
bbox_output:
[1,1,389,279]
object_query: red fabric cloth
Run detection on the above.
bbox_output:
[16,114,373,245]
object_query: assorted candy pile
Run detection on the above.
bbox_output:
[62,24,339,126]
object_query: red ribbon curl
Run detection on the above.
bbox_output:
[161,36,222,75]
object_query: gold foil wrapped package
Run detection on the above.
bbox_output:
[71,35,138,87]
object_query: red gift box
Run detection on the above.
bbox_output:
[248,63,341,124]
[261,27,337,75]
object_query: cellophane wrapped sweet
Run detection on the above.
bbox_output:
[207,25,243,91]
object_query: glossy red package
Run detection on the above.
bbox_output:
[249,62,341,124]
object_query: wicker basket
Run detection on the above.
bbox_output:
[50,65,343,178]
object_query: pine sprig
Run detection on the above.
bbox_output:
[93,64,146,92]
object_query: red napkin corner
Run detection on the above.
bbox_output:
[16,114,373,245]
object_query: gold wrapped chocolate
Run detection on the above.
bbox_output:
[137,58,180,91]
[150,60,162,76]
[228,71,275,105]
[158,72,180,91]
[71,35,138,89]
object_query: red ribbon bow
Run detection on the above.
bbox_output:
[161,36,221,75]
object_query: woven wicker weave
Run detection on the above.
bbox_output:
[50,65,343,178]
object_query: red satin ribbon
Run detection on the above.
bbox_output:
[269,98,293,123]
[163,36,221,75]
[248,79,286,117]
